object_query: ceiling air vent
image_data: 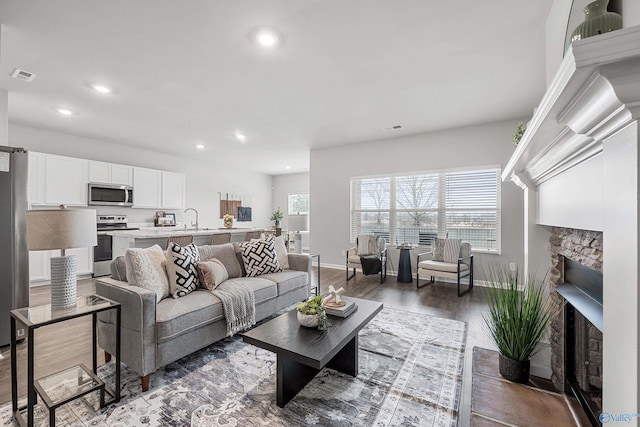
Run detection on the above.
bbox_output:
[11,68,37,82]
[383,124,403,131]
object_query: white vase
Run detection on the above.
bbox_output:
[297,312,318,328]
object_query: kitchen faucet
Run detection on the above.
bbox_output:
[184,208,199,230]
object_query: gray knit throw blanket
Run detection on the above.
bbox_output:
[212,280,256,336]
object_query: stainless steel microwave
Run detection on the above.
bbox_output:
[88,183,134,206]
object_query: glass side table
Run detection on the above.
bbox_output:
[10,294,121,427]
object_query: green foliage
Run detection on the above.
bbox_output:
[297,295,324,315]
[270,207,284,221]
[482,264,556,362]
[512,122,526,147]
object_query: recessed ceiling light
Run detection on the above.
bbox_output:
[285,166,291,170]
[256,29,279,47]
[57,108,74,116]
[92,84,112,94]
[196,144,205,149]
[235,133,247,142]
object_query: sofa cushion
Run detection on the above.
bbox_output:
[124,245,170,302]
[260,270,308,295]
[241,238,282,277]
[417,260,469,273]
[198,243,241,279]
[166,242,201,298]
[197,258,229,290]
[224,277,277,304]
[156,290,224,342]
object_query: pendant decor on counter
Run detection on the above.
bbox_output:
[571,0,622,43]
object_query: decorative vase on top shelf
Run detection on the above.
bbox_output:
[570,0,622,43]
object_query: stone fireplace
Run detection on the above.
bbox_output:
[548,227,603,424]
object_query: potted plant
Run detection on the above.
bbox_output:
[512,121,526,147]
[270,207,284,227]
[296,295,330,331]
[482,264,555,383]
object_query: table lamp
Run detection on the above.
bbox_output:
[26,206,97,309]
[288,214,308,254]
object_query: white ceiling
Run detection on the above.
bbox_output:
[0,0,553,175]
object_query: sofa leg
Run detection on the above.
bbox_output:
[104,351,111,363]
[141,375,150,392]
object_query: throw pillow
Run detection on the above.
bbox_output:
[356,234,377,255]
[432,238,445,262]
[443,239,462,263]
[197,243,242,278]
[196,257,229,290]
[166,242,201,298]
[267,235,289,270]
[241,238,282,277]
[124,245,170,302]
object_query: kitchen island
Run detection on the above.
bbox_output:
[109,228,257,257]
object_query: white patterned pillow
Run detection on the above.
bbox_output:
[124,245,170,302]
[443,239,462,263]
[166,242,201,298]
[241,238,282,277]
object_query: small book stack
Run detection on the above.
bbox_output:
[324,299,357,318]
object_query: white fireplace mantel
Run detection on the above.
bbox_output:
[502,25,640,423]
[502,25,640,187]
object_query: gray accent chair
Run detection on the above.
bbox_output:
[416,241,473,296]
[345,235,388,284]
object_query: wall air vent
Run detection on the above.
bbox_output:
[11,68,37,82]
[383,125,403,131]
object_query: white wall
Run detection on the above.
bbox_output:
[9,123,273,229]
[272,172,310,229]
[538,154,603,231]
[0,90,7,147]
[310,119,524,280]
[623,0,640,27]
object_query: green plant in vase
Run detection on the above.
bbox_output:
[270,207,284,227]
[297,295,330,331]
[481,263,556,383]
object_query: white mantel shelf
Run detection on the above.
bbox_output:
[502,25,640,187]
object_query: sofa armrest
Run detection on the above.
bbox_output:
[287,253,311,274]
[95,277,157,376]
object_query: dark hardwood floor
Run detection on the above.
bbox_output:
[2,267,574,426]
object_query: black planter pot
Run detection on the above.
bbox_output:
[498,353,530,383]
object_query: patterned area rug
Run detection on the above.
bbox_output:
[0,307,467,426]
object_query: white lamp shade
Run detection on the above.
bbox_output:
[288,214,309,232]
[26,208,97,251]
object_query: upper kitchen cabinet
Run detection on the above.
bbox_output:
[161,171,186,209]
[133,167,162,208]
[44,154,89,206]
[28,151,46,205]
[89,161,133,186]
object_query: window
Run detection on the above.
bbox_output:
[350,167,501,253]
[288,193,310,215]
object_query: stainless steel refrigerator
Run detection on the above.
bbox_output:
[0,146,29,347]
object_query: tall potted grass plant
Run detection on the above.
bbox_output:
[482,264,555,383]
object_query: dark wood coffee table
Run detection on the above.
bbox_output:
[242,297,383,407]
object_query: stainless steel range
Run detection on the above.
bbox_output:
[94,215,139,277]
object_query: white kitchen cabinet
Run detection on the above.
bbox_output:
[111,164,133,186]
[28,247,93,284]
[90,161,133,186]
[44,154,89,206]
[161,171,186,209]
[28,151,46,205]
[133,167,162,208]
[89,161,111,183]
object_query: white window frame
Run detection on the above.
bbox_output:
[350,165,501,254]
[288,193,310,215]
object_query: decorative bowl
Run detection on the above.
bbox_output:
[297,312,319,328]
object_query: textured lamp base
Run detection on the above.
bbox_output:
[50,255,77,309]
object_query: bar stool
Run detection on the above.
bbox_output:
[167,235,194,247]
[210,233,231,245]
[243,230,262,241]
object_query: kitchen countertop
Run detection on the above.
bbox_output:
[108,228,256,238]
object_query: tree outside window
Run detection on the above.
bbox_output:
[288,193,310,215]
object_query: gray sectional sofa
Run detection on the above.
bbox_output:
[95,243,311,391]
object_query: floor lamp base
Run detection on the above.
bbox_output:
[50,255,77,310]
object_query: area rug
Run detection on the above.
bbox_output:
[0,306,467,426]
